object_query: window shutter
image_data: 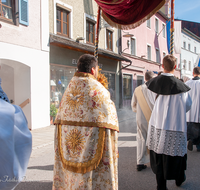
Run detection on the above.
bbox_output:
[19,0,29,26]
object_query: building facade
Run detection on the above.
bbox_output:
[121,9,180,107]
[0,0,50,129]
[180,26,200,81]
[49,0,130,109]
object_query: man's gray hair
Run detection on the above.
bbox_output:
[145,71,154,81]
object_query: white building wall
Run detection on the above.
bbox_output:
[0,0,50,130]
[0,42,50,130]
[181,31,200,79]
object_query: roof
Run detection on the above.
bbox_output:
[49,34,131,62]
[176,19,200,38]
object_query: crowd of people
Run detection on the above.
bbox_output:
[0,53,199,190]
[132,55,200,190]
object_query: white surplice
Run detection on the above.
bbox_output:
[131,83,154,165]
[146,73,192,157]
[185,78,200,123]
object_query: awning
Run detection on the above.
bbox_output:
[95,0,166,30]
[50,34,131,62]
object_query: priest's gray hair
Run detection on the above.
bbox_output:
[145,71,154,81]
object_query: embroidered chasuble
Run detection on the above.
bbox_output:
[53,72,119,190]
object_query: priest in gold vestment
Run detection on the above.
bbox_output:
[52,54,119,190]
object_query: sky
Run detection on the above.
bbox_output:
[175,0,200,23]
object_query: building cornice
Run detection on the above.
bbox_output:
[182,28,200,42]
[49,33,131,62]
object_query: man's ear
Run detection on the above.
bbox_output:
[162,64,164,69]
[91,67,95,76]
[174,65,177,69]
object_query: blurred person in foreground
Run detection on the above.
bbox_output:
[185,67,200,151]
[146,55,192,190]
[52,54,119,190]
[131,71,155,171]
[0,78,32,190]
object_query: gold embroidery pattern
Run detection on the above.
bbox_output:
[54,72,119,132]
[65,129,85,158]
[53,126,118,190]
[65,85,84,112]
[58,124,105,174]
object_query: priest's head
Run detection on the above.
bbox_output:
[145,71,154,82]
[193,67,200,77]
[162,55,177,73]
[77,54,98,79]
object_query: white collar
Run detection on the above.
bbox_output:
[161,73,174,76]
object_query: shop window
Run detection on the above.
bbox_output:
[106,29,113,51]
[123,74,132,100]
[86,20,95,44]
[101,71,116,102]
[50,65,76,108]
[56,6,70,37]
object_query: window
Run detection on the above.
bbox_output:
[155,18,159,34]
[0,0,13,22]
[147,45,151,60]
[188,43,191,51]
[56,7,70,37]
[131,38,136,56]
[101,71,116,102]
[183,41,186,49]
[123,74,132,100]
[194,46,197,53]
[188,61,191,71]
[86,20,95,44]
[0,0,29,25]
[147,18,151,28]
[183,60,187,70]
[162,23,165,38]
[163,52,166,58]
[50,65,76,108]
[106,29,113,51]
[137,75,143,87]
[156,49,160,63]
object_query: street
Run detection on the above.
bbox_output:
[16,110,200,190]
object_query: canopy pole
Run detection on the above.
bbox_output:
[170,0,175,55]
[94,6,101,59]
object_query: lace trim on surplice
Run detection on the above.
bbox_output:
[147,125,187,157]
